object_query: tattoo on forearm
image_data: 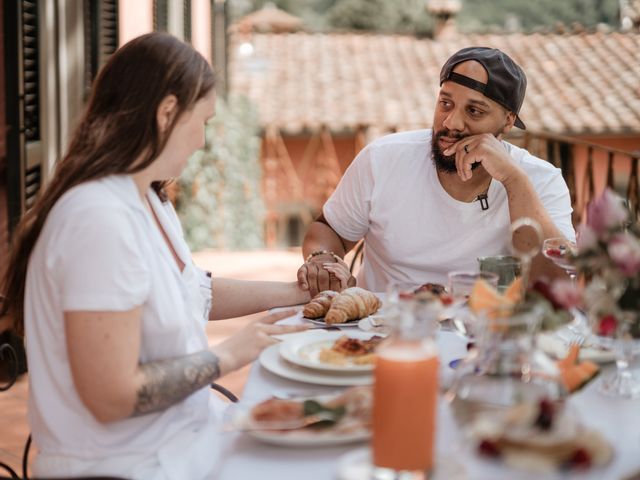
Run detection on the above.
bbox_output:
[132,350,221,417]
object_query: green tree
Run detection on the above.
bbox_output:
[458,0,619,32]
[176,95,265,250]
[327,0,433,35]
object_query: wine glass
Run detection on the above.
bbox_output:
[542,237,577,283]
[589,310,640,399]
[510,217,544,295]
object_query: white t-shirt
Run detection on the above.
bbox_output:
[24,174,224,480]
[324,129,575,291]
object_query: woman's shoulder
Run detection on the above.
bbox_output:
[54,175,142,216]
[45,176,146,239]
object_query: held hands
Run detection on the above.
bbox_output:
[297,254,356,298]
[443,133,521,184]
[214,309,308,376]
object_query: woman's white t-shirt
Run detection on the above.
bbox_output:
[24,175,223,479]
[324,129,576,291]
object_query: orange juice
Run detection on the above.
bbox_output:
[372,343,439,472]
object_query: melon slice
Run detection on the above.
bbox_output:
[556,344,599,393]
[503,276,523,304]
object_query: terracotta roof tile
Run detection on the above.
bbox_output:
[230,31,640,135]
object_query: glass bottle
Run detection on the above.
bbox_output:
[372,295,440,479]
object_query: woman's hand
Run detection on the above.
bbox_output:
[215,309,308,375]
[298,255,356,297]
[320,257,357,291]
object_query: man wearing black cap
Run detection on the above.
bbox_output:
[297,47,575,295]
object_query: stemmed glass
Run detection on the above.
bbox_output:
[510,217,543,295]
[542,237,577,283]
[589,309,640,399]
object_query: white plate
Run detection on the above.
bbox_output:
[358,316,390,334]
[232,392,371,447]
[304,317,361,327]
[279,331,383,373]
[259,342,374,386]
[249,427,369,447]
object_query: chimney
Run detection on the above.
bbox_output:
[426,0,462,40]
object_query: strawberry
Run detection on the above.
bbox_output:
[534,398,555,430]
[478,439,501,458]
[565,448,592,470]
[597,314,618,337]
[546,248,563,257]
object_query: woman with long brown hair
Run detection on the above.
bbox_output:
[0,32,329,479]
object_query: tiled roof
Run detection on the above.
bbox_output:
[230,31,640,136]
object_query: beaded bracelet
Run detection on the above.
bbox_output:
[305,250,341,263]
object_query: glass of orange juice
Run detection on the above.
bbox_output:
[372,297,440,479]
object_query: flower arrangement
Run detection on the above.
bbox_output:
[570,189,640,339]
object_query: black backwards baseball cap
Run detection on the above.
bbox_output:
[439,47,527,129]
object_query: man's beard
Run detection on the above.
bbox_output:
[431,129,469,173]
[431,128,503,174]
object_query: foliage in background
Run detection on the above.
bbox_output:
[229,0,620,34]
[458,0,619,32]
[176,95,265,250]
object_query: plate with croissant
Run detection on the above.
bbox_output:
[279,331,385,373]
[302,287,383,327]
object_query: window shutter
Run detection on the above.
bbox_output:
[154,0,169,32]
[4,0,44,230]
[83,0,119,95]
[21,1,40,144]
[183,0,192,42]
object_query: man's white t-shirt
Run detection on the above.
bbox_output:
[25,175,224,480]
[323,129,575,291]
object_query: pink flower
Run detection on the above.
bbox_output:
[551,279,583,309]
[576,224,598,253]
[608,232,640,277]
[586,189,628,237]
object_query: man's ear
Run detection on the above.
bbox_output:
[500,111,516,136]
[157,95,178,133]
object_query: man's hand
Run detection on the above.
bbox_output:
[297,254,356,297]
[444,133,522,184]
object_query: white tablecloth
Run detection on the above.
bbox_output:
[216,314,640,480]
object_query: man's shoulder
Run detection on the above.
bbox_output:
[503,140,559,176]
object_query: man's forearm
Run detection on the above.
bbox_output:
[132,350,220,417]
[302,220,350,259]
[503,173,568,280]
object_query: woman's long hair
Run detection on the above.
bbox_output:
[1,32,215,335]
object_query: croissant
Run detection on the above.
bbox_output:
[303,290,339,318]
[325,287,382,325]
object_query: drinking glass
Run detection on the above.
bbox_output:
[510,217,543,294]
[477,255,522,292]
[447,271,498,337]
[446,305,562,427]
[372,298,440,479]
[447,271,499,300]
[542,237,577,283]
[590,311,640,399]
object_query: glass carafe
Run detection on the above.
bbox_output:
[372,296,441,479]
[446,305,563,427]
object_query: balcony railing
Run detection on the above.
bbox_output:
[523,131,640,226]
